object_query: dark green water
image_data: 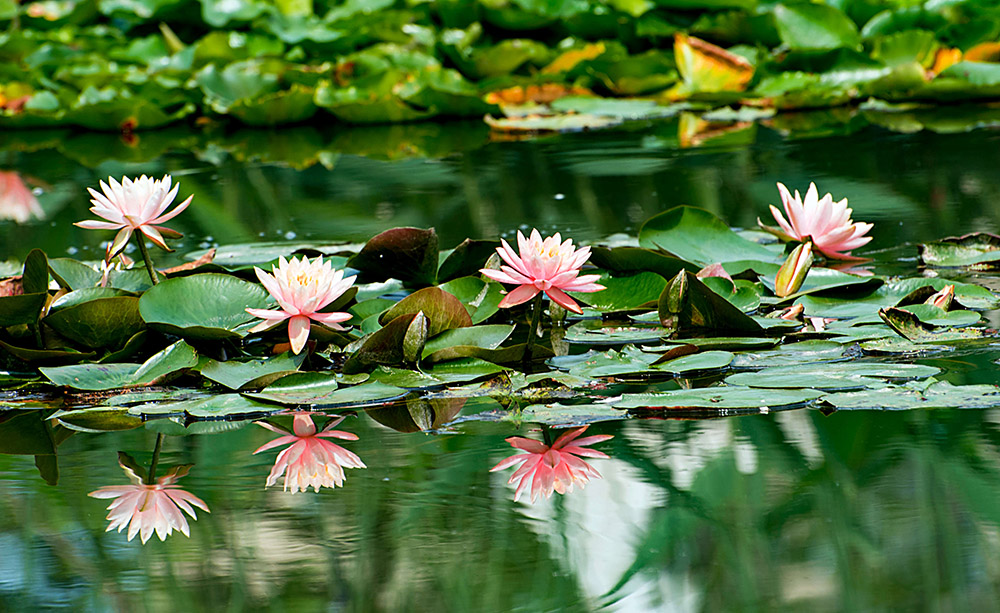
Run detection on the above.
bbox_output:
[3,117,1000,611]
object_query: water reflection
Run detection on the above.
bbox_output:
[0,171,43,223]
[253,412,366,493]
[88,446,209,544]
[490,425,613,502]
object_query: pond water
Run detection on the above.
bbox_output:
[3,116,1000,611]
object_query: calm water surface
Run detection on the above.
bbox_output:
[3,117,1000,611]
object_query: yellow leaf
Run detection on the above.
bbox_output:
[541,42,606,74]
[929,47,962,76]
[674,33,754,94]
[964,42,1000,63]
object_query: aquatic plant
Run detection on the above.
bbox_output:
[246,255,356,355]
[75,175,192,283]
[763,182,873,259]
[490,426,613,502]
[481,229,604,315]
[253,413,366,493]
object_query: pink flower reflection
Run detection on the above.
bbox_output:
[89,464,209,544]
[0,171,43,223]
[490,425,613,502]
[253,413,366,493]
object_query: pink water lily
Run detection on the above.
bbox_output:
[480,229,604,314]
[766,182,873,260]
[490,425,613,502]
[75,175,192,255]
[89,464,209,544]
[253,413,366,493]
[246,255,355,355]
[0,171,43,223]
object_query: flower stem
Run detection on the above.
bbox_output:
[146,433,164,484]
[541,424,553,447]
[134,232,159,285]
[523,292,544,366]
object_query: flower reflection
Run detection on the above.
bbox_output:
[490,425,613,502]
[89,460,209,544]
[0,171,43,223]
[254,412,366,493]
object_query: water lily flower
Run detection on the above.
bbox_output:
[480,229,604,314]
[0,171,43,223]
[76,175,192,256]
[490,425,613,503]
[764,182,873,260]
[89,464,209,544]
[246,255,356,355]
[253,413,366,493]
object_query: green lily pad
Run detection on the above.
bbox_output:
[129,394,280,419]
[506,402,623,427]
[51,408,144,433]
[819,380,1000,410]
[248,379,406,408]
[0,293,48,327]
[880,307,994,343]
[729,340,846,368]
[39,340,198,390]
[43,296,144,350]
[438,276,504,324]
[421,324,515,362]
[368,358,508,389]
[197,351,307,390]
[659,270,765,335]
[139,273,270,340]
[570,271,664,311]
[566,346,733,378]
[639,206,778,265]
[343,312,428,374]
[918,233,1000,269]
[898,304,981,327]
[617,386,824,410]
[565,320,671,345]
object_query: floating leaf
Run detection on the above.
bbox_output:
[43,296,144,350]
[673,33,754,95]
[368,358,508,388]
[343,312,429,374]
[198,352,307,390]
[248,379,406,408]
[639,206,778,265]
[617,386,824,410]
[39,340,198,390]
[139,273,269,340]
[918,233,1000,269]
[819,381,1000,410]
[725,362,939,390]
[421,324,515,362]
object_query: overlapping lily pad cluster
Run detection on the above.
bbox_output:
[3,177,1000,437]
[2,0,1000,132]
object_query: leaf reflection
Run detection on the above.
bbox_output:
[253,411,366,493]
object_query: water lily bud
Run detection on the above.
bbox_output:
[775,241,813,298]
[926,284,954,310]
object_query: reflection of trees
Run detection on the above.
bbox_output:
[6,120,1000,263]
[4,408,1000,609]
[602,409,1000,611]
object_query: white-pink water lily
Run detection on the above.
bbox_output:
[88,465,209,544]
[0,171,43,223]
[76,175,192,255]
[767,182,873,260]
[253,413,366,493]
[490,426,613,503]
[246,255,355,355]
[480,229,604,314]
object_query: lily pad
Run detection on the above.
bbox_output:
[819,380,1000,410]
[129,394,279,419]
[379,286,472,336]
[919,233,1000,269]
[617,386,824,410]
[248,379,407,408]
[347,227,439,286]
[139,273,270,340]
[639,206,778,265]
[43,296,144,350]
[197,352,307,390]
[39,340,198,390]
[421,324,515,362]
